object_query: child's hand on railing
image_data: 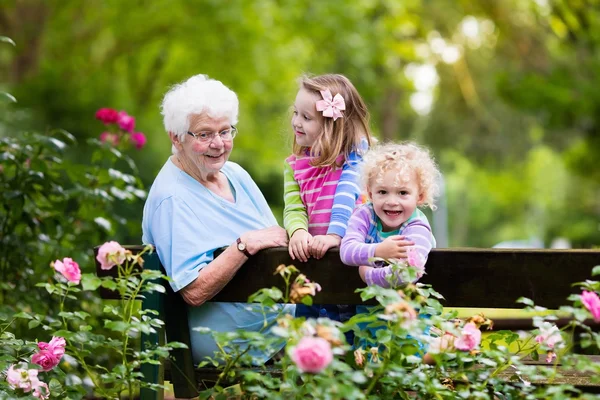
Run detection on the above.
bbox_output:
[289,229,313,262]
[309,234,341,259]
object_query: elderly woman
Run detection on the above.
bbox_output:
[142,74,294,364]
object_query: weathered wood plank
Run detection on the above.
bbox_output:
[95,247,600,310]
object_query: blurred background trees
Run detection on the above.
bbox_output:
[1,0,599,248]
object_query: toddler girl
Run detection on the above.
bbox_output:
[340,142,440,285]
[284,73,373,327]
[340,142,441,350]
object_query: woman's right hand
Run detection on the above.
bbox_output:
[243,226,289,255]
[374,235,415,260]
[288,229,313,262]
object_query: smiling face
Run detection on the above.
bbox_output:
[291,88,323,148]
[174,113,233,179]
[368,169,423,232]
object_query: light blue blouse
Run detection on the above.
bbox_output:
[142,158,294,364]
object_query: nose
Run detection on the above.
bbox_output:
[292,114,301,129]
[209,134,225,148]
[386,196,400,206]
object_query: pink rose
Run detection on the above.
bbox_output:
[581,290,600,322]
[535,322,563,349]
[407,247,426,277]
[454,322,482,351]
[100,131,119,146]
[38,336,66,358]
[96,241,127,270]
[52,258,81,284]
[32,380,50,399]
[31,350,60,371]
[117,111,135,133]
[130,132,147,149]
[95,108,119,124]
[428,333,455,354]
[6,365,40,391]
[291,336,333,373]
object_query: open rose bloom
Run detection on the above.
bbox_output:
[291,336,333,373]
[32,336,66,371]
[52,257,81,284]
[6,365,50,398]
[96,241,127,270]
[581,290,600,322]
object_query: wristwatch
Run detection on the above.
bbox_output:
[236,237,252,258]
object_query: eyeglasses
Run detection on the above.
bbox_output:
[187,126,237,143]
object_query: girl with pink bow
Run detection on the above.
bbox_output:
[283,74,374,340]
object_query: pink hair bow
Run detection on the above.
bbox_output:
[316,89,346,121]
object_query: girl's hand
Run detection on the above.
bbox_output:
[374,235,415,260]
[358,265,371,283]
[309,234,341,259]
[289,229,313,262]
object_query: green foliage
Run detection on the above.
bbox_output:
[192,264,600,399]
[0,130,145,314]
[0,245,185,399]
[1,0,598,247]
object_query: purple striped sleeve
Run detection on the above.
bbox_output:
[365,220,435,288]
[340,206,378,266]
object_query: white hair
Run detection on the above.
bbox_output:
[161,74,239,153]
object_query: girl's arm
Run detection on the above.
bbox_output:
[327,140,367,237]
[365,221,435,288]
[283,161,308,236]
[339,206,379,266]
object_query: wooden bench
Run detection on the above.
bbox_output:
[94,246,600,399]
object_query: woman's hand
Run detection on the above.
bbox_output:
[243,226,289,255]
[309,234,341,259]
[288,229,313,262]
[374,235,415,260]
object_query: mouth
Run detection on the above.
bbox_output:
[295,131,305,136]
[384,210,403,217]
[205,153,224,159]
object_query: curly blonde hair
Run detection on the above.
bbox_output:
[292,74,373,167]
[362,142,441,210]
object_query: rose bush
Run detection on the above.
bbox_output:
[1,241,185,399]
[192,261,600,399]
[96,108,146,150]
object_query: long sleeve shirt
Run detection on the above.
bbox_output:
[283,139,367,237]
[340,203,435,288]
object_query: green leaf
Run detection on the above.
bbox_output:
[592,265,600,276]
[49,378,62,393]
[14,312,33,320]
[105,321,129,332]
[101,279,117,290]
[81,274,102,291]
[0,36,16,46]
[516,297,534,306]
[1,92,17,103]
[301,296,313,306]
[28,319,41,329]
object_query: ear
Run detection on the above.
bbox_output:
[367,189,373,201]
[169,132,183,149]
[417,191,425,205]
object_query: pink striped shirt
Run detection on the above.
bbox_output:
[286,154,346,235]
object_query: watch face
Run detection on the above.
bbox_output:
[238,242,246,251]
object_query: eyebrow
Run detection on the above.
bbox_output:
[193,123,231,132]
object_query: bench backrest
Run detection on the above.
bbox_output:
[96,247,599,307]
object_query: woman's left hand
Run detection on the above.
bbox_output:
[309,234,342,259]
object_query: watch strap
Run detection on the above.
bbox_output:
[236,237,252,258]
